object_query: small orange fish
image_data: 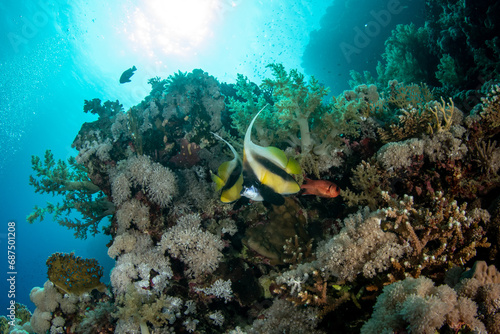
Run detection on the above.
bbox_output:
[300,178,340,198]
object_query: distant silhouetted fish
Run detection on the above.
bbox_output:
[119,66,137,83]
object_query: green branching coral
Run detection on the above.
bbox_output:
[376,23,434,85]
[263,63,329,153]
[228,73,269,139]
[84,98,123,118]
[27,150,114,239]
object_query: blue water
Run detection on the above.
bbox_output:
[0,0,422,314]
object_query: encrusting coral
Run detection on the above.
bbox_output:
[46,252,107,295]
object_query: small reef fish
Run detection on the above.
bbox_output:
[210,132,244,203]
[119,65,137,83]
[301,178,340,198]
[242,106,301,205]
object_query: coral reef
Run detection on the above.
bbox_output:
[242,198,311,265]
[23,6,500,331]
[27,279,112,334]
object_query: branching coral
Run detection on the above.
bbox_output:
[377,82,434,143]
[27,150,114,239]
[341,160,388,210]
[25,49,500,334]
[378,107,431,143]
[262,63,330,153]
[380,191,490,278]
[376,23,435,85]
[428,97,455,133]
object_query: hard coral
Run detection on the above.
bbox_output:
[47,252,106,295]
[27,150,114,239]
[381,191,491,278]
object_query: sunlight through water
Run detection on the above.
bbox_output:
[126,0,222,58]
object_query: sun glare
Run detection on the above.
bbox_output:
[127,0,220,57]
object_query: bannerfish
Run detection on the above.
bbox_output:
[242,106,301,204]
[119,66,137,84]
[210,132,244,203]
[301,178,340,198]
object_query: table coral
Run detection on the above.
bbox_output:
[46,252,106,295]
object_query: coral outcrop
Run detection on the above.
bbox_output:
[22,6,500,331]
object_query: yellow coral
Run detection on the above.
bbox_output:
[428,97,455,133]
[47,252,106,295]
